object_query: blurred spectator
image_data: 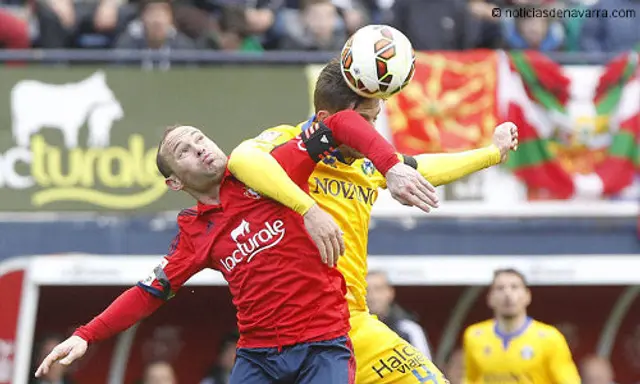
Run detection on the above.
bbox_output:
[356,0,392,24]
[33,0,136,48]
[278,0,346,50]
[172,0,281,49]
[580,355,616,384]
[141,326,185,364]
[330,0,367,34]
[579,0,640,53]
[200,331,239,384]
[201,5,263,50]
[31,334,74,384]
[444,348,465,384]
[366,270,432,359]
[142,360,177,384]
[624,325,640,372]
[502,7,565,51]
[390,0,471,50]
[466,0,504,48]
[0,9,29,49]
[115,0,196,50]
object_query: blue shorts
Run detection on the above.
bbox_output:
[229,336,355,384]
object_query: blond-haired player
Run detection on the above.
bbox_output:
[463,269,580,384]
[227,60,519,384]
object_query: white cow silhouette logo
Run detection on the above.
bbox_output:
[10,70,124,148]
[231,220,251,242]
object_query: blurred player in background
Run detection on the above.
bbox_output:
[366,270,432,359]
[35,109,432,384]
[227,59,519,384]
[463,268,580,384]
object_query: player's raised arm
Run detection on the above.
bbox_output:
[35,225,204,378]
[547,328,581,384]
[392,122,518,188]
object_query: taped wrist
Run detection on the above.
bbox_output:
[301,122,338,163]
[402,154,418,169]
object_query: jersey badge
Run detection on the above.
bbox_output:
[244,188,261,200]
[361,159,375,176]
[483,346,492,355]
[520,346,534,360]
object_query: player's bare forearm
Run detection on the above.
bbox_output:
[411,145,501,187]
[73,286,163,344]
[228,140,316,215]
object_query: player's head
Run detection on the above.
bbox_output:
[487,268,531,320]
[366,270,395,317]
[142,360,176,384]
[314,59,382,126]
[313,59,383,159]
[156,125,227,194]
[579,355,614,384]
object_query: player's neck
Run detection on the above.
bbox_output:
[189,184,221,205]
[496,314,528,334]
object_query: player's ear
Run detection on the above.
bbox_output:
[166,176,183,191]
[316,110,330,121]
[524,288,532,306]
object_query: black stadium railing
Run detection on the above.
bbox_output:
[0,49,621,65]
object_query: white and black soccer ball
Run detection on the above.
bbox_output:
[340,25,416,99]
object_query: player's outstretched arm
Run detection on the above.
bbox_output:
[404,122,518,187]
[35,286,163,377]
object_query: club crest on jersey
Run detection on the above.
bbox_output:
[361,159,375,176]
[521,346,534,360]
[244,187,261,200]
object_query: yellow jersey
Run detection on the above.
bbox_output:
[463,318,580,384]
[252,122,387,311]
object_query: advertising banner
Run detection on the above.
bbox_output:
[0,67,310,211]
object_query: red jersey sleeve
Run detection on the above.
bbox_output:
[137,213,207,300]
[270,110,400,181]
[73,211,208,344]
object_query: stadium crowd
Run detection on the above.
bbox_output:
[0,0,638,53]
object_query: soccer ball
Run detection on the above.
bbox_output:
[340,25,416,99]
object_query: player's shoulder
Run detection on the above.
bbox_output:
[530,319,566,341]
[255,124,301,142]
[464,319,495,340]
[177,206,199,227]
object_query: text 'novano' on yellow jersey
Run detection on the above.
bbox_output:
[463,317,580,384]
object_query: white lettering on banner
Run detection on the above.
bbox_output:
[220,220,286,272]
[0,339,14,383]
[0,147,33,189]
